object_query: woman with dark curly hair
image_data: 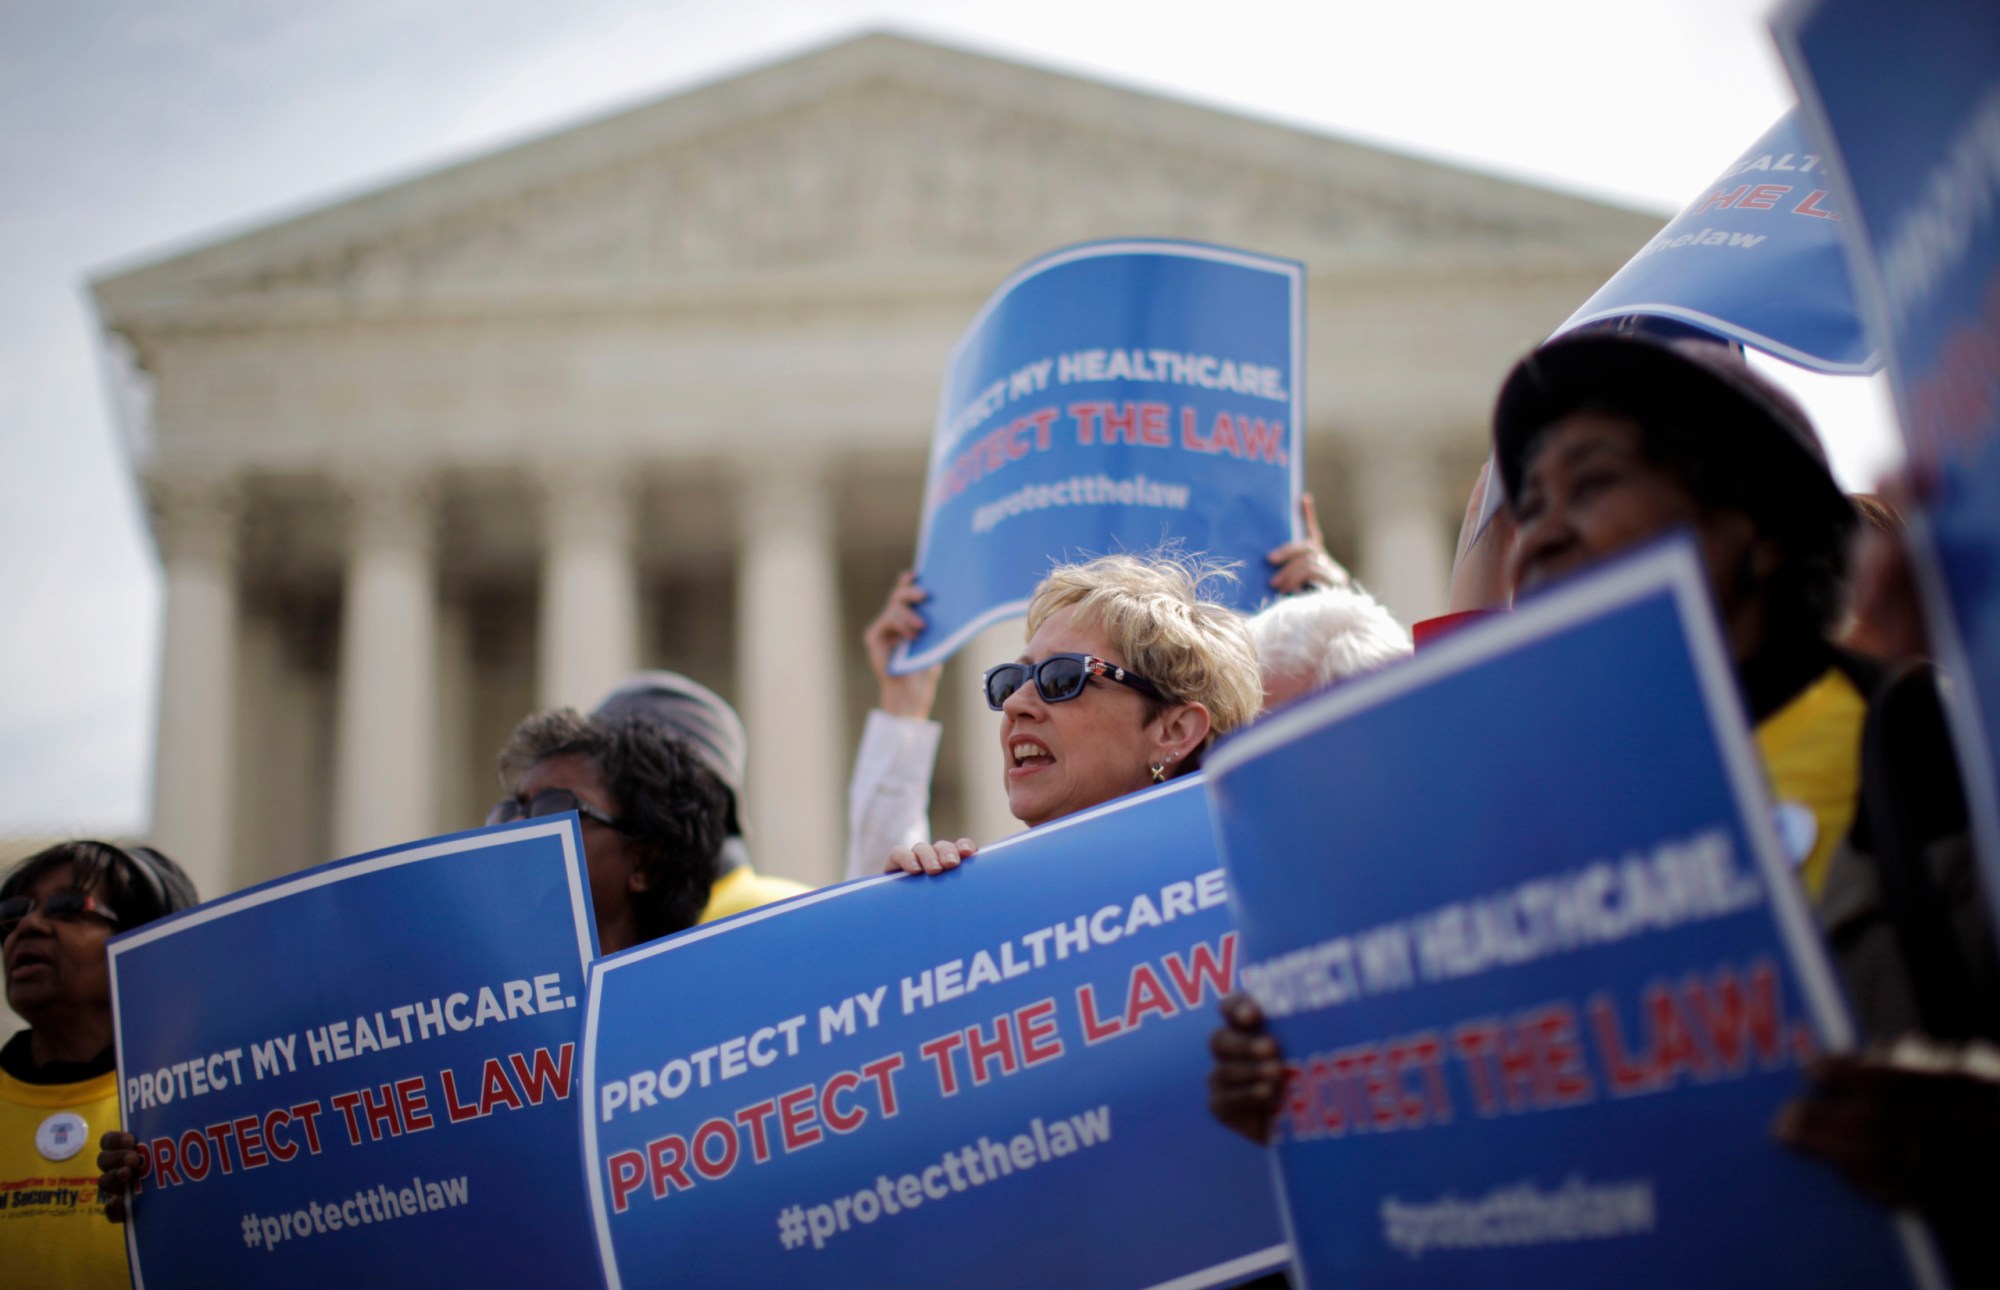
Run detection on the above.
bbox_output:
[489,709,730,955]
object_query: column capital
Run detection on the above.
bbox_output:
[145,469,241,564]
[333,472,436,557]
[537,459,636,550]
[736,454,831,534]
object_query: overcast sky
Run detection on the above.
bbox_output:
[0,0,1899,839]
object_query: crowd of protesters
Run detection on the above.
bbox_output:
[10,327,1998,1283]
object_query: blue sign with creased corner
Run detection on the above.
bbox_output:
[109,820,600,1289]
[893,239,1303,673]
[581,778,1288,1289]
[1205,539,1936,1289]
[1776,0,2000,925]
[1559,110,1874,374]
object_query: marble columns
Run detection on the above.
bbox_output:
[537,465,639,710]
[330,476,438,857]
[734,463,844,887]
[147,474,240,902]
[1357,440,1452,627]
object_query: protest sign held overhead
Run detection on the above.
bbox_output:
[893,239,1303,673]
[1557,110,1874,373]
[1776,0,2000,908]
[1466,111,1867,544]
[109,820,601,1288]
[581,777,1288,1289]
[1205,539,1938,1289]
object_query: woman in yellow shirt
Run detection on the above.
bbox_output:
[2,840,195,1286]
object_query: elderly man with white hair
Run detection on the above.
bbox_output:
[1247,581,1410,711]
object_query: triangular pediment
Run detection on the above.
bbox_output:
[94,31,1659,326]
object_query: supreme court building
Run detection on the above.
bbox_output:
[93,32,1659,903]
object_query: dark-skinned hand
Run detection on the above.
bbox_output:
[1772,1054,2000,1210]
[1208,992,1287,1145]
[96,1129,145,1223]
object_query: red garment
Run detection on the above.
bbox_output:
[1410,609,1502,649]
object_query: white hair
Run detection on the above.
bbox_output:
[1250,585,1411,696]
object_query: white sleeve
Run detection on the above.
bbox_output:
[844,709,943,881]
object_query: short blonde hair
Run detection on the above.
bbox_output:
[1025,552,1262,747]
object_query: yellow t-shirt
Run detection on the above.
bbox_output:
[699,865,812,923]
[1755,666,1868,900]
[0,1060,128,1287]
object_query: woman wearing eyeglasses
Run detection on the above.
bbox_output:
[489,709,731,956]
[1,840,195,1284]
[886,552,1262,875]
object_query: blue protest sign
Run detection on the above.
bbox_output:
[109,820,600,1288]
[581,779,1288,1289]
[1558,111,1874,373]
[894,240,1303,672]
[1204,540,1937,1289]
[1775,0,2000,919]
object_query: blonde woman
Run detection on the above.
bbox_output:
[888,551,1261,874]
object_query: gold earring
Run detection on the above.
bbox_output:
[1150,761,1167,783]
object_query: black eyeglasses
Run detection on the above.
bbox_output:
[487,789,628,833]
[983,653,1168,711]
[0,888,120,939]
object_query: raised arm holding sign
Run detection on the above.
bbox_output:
[1557,109,1874,373]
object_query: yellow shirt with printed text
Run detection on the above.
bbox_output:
[0,1063,127,1287]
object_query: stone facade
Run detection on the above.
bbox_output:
[92,32,1661,901]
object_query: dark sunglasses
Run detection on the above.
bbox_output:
[486,789,628,833]
[983,653,1167,711]
[0,888,121,938]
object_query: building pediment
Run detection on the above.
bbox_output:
[94,31,1658,330]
